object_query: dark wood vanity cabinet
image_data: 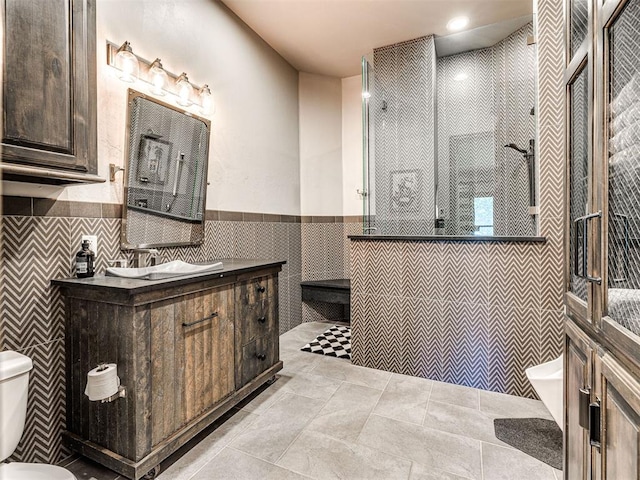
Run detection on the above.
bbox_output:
[53,260,284,479]
[2,0,102,184]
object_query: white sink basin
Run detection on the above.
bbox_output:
[106,260,224,280]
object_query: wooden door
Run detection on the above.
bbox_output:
[566,321,595,479]
[2,0,97,176]
[598,353,640,479]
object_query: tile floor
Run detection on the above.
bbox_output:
[61,321,563,480]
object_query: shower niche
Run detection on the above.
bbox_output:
[362,18,538,237]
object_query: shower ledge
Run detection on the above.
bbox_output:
[348,235,546,243]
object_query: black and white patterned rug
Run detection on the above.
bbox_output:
[301,325,351,359]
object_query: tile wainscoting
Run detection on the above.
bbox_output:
[0,197,360,463]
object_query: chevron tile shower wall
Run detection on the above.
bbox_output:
[437,24,537,236]
[350,0,565,398]
[0,201,331,463]
[371,36,437,236]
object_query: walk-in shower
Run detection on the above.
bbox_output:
[362,19,538,237]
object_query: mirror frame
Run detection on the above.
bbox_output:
[121,89,211,249]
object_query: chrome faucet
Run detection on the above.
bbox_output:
[129,248,160,268]
[363,227,378,234]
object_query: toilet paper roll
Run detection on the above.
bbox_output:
[84,363,120,401]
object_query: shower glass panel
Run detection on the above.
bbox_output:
[362,22,537,237]
[569,67,589,302]
[606,0,640,336]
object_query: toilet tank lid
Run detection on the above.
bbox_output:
[0,351,33,381]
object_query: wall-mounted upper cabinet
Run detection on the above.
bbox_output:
[1,0,103,185]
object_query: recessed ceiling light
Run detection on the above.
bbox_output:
[454,72,468,82]
[447,16,469,32]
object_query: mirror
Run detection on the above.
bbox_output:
[121,89,210,248]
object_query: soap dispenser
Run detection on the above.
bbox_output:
[76,240,95,278]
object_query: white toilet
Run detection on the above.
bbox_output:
[526,355,564,431]
[0,351,77,479]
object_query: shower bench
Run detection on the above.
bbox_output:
[300,279,351,322]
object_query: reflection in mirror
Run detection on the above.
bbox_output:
[122,90,210,248]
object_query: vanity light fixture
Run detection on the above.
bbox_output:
[106,41,214,115]
[362,91,372,99]
[149,58,168,96]
[446,16,469,32]
[114,41,139,83]
[176,72,194,107]
[454,72,468,82]
[199,85,213,115]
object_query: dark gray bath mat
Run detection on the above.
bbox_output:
[301,325,351,359]
[494,417,562,470]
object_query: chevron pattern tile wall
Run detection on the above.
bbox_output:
[372,36,436,236]
[437,24,536,237]
[0,212,308,463]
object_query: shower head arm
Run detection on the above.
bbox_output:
[504,143,528,155]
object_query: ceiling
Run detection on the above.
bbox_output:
[220,0,534,78]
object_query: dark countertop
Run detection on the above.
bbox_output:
[348,235,546,243]
[51,258,286,295]
[300,279,351,290]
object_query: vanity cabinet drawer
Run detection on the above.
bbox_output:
[235,275,276,305]
[236,298,277,347]
[238,334,279,388]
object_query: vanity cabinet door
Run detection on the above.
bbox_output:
[2,0,98,182]
[149,285,235,446]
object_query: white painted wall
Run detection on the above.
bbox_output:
[341,75,363,216]
[3,0,301,215]
[298,73,343,216]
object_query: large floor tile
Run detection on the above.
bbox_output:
[358,414,482,480]
[191,447,308,480]
[237,381,289,415]
[430,381,479,410]
[374,373,432,425]
[158,410,259,479]
[306,382,383,443]
[230,393,326,463]
[277,371,342,400]
[479,390,553,419]
[410,462,471,480]
[423,401,508,447]
[481,442,556,480]
[310,357,391,390]
[277,430,412,480]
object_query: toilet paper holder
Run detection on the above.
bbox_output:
[101,385,126,403]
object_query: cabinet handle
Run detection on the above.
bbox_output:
[256,285,266,293]
[573,211,602,284]
[256,353,267,361]
[257,316,267,324]
[183,312,218,327]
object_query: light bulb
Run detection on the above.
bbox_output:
[149,58,168,96]
[199,84,213,115]
[362,91,372,99]
[176,72,194,107]
[114,41,139,83]
[454,72,468,82]
[447,16,469,32]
